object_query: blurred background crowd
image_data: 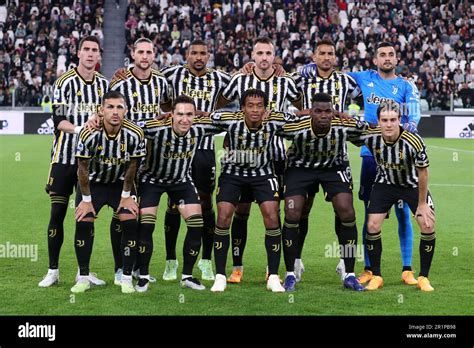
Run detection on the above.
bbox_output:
[1,0,473,110]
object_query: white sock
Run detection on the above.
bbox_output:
[344,273,355,279]
[122,275,132,281]
[233,266,243,271]
[286,271,295,277]
[181,274,191,280]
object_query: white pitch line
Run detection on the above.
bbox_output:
[429,183,474,188]
[428,145,474,154]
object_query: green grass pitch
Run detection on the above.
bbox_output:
[0,135,473,315]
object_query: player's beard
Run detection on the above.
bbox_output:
[380,67,395,74]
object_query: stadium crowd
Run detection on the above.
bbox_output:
[1,0,473,109]
[0,0,104,106]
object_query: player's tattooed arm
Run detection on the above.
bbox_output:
[118,158,139,216]
[75,158,96,221]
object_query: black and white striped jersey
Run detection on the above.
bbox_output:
[138,117,218,185]
[279,117,368,169]
[109,68,171,122]
[292,70,361,110]
[75,119,146,183]
[211,110,292,177]
[51,68,109,165]
[362,127,429,188]
[161,64,231,150]
[221,69,301,161]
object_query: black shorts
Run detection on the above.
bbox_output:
[217,173,279,205]
[238,159,286,204]
[139,181,200,208]
[284,166,353,202]
[367,183,435,214]
[75,181,138,215]
[45,163,77,196]
[191,149,216,195]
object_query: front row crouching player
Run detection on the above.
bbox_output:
[210,89,291,293]
[362,101,436,291]
[278,92,366,292]
[134,95,219,292]
[72,91,146,293]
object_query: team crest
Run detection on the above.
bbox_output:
[392,86,398,95]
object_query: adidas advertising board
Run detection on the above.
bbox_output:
[445,117,474,139]
[24,113,54,135]
[0,111,24,134]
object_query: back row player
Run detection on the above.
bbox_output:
[39,36,109,287]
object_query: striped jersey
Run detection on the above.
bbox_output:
[51,68,109,165]
[109,68,171,122]
[221,69,301,161]
[279,117,368,169]
[161,64,231,150]
[361,127,429,188]
[75,119,146,183]
[138,117,218,185]
[211,110,292,177]
[292,69,361,110]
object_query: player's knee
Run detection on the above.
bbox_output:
[217,215,232,229]
[284,207,301,222]
[367,219,381,234]
[263,213,279,229]
[336,205,356,222]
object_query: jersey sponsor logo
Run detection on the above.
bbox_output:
[37,118,55,135]
[77,102,100,113]
[366,93,395,105]
[184,87,212,101]
[131,102,160,114]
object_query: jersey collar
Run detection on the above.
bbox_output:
[130,68,152,85]
[252,67,275,82]
[75,67,96,85]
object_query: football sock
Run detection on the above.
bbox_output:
[265,228,282,275]
[136,214,156,276]
[395,202,414,270]
[362,200,372,270]
[366,231,382,276]
[182,215,203,275]
[121,218,138,276]
[214,226,230,276]
[339,219,358,274]
[419,232,436,277]
[282,219,299,272]
[164,207,180,260]
[295,215,308,259]
[230,213,249,266]
[47,195,68,269]
[201,209,215,260]
[110,212,122,272]
[74,221,94,276]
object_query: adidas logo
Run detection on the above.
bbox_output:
[367,82,374,87]
[37,118,55,135]
[459,122,474,138]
